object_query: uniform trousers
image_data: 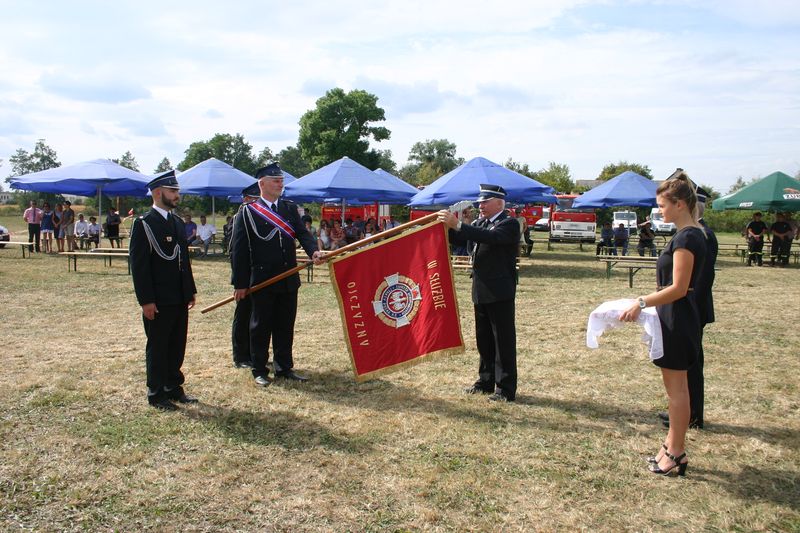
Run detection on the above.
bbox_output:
[249,290,298,378]
[231,297,252,364]
[687,330,704,424]
[143,304,187,400]
[747,237,764,265]
[475,299,517,399]
[27,223,41,252]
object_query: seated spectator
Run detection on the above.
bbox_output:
[596,222,614,255]
[222,215,233,255]
[353,216,366,233]
[344,218,363,244]
[613,223,629,256]
[330,219,347,249]
[0,224,8,248]
[364,219,377,238]
[637,220,657,257]
[87,217,101,249]
[74,213,89,249]
[191,215,216,256]
[318,220,332,251]
[184,214,197,242]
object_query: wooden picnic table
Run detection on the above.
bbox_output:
[0,241,37,258]
[60,251,131,274]
[597,255,658,288]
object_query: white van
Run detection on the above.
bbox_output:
[649,208,676,235]
[612,211,638,235]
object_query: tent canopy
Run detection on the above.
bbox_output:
[408,156,556,207]
[283,157,417,204]
[571,171,657,208]
[712,171,800,212]
[8,158,151,197]
[177,158,257,197]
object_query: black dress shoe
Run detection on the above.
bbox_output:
[275,370,309,382]
[464,383,493,395]
[254,376,272,387]
[173,393,199,404]
[234,361,253,369]
[149,398,178,411]
[488,392,514,402]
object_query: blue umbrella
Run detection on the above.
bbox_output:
[226,170,297,203]
[283,157,417,204]
[9,158,152,215]
[408,156,556,206]
[571,171,657,208]
[177,158,257,196]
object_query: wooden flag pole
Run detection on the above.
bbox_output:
[200,211,441,314]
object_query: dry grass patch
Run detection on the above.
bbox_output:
[1,223,798,531]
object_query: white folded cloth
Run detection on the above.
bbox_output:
[586,299,664,360]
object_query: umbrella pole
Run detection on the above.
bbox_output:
[97,185,102,220]
[342,199,346,225]
[212,197,216,228]
[201,211,441,314]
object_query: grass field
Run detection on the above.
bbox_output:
[1,215,798,532]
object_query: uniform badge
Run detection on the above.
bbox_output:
[166,236,173,242]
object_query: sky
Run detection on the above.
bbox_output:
[1,0,799,194]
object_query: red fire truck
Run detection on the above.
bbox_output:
[549,194,596,243]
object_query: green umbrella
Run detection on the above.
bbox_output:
[713,171,800,212]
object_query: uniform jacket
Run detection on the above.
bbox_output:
[129,209,197,306]
[230,198,318,292]
[693,219,717,326]
[449,210,521,304]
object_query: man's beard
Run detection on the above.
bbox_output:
[162,196,179,209]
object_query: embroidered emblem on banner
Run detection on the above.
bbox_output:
[247,201,296,239]
[372,273,422,328]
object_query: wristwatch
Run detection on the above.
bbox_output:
[638,297,646,309]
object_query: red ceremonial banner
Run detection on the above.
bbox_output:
[329,221,465,381]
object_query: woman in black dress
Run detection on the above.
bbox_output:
[620,173,706,477]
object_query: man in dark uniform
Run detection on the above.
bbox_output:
[230,182,260,369]
[659,185,717,429]
[438,184,521,402]
[129,171,198,411]
[769,213,793,267]
[230,163,322,387]
[746,212,767,266]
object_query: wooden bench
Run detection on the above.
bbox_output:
[0,241,36,258]
[451,255,522,272]
[717,242,749,263]
[60,251,131,274]
[597,255,658,288]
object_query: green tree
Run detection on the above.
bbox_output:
[6,140,62,209]
[178,133,260,175]
[597,161,653,181]
[534,162,574,193]
[277,145,312,177]
[298,88,391,170]
[254,147,275,168]
[400,139,463,186]
[7,139,60,178]
[698,183,720,201]
[154,157,172,173]
[111,151,139,171]
[504,158,535,178]
[727,176,747,194]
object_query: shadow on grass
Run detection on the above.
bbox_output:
[701,421,800,452]
[182,402,373,454]
[694,464,799,511]
[300,370,658,435]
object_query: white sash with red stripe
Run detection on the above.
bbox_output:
[246,200,296,239]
